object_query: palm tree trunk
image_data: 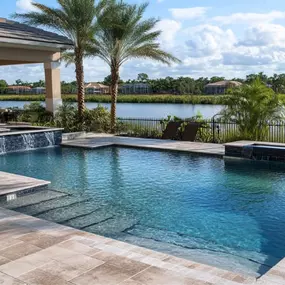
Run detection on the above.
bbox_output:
[110,66,119,133]
[75,48,85,119]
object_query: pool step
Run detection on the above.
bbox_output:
[14,195,86,216]
[63,208,114,229]
[36,200,101,223]
[0,190,68,209]
[84,215,138,236]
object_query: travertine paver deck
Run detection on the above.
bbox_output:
[0,171,50,196]
[61,134,225,157]
[0,207,260,285]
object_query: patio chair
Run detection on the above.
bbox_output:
[162,121,181,140]
[181,122,200,141]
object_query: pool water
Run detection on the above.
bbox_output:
[1,147,285,277]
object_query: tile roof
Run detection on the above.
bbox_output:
[85,82,110,88]
[205,80,243,87]
[0,18,73,47]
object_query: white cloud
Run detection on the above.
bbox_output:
[16,0,38,13]
[239,24,285,47]
[169,7,210,20]
[213,10,285,25]
[155,19,181,47]
[183,25,236,57]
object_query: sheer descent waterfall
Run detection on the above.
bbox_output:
[0,137,6,154]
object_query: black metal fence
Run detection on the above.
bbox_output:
[117,117,285,143]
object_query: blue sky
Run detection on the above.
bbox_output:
[2,0,285,83]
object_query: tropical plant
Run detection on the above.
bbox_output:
[14,0,106,119]
[19,102,52,123]
[91,1,180,132]
[54,102,78,131]
[221,80,285,141]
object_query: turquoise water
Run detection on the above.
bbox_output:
[1,147,285,276]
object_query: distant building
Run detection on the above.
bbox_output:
[85,83,110,94]
[32,87,46,94]
[7,85,31,94]
[119,83,152,94]
[205,80,242,95]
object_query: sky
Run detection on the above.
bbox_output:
[1,0,285,83]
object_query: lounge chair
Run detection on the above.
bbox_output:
[162,121,181,140]
[181,122,200,141]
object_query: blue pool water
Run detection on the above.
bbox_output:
[1,147,285,276]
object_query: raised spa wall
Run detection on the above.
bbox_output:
[225,141,285,162]
[0,127,63,154]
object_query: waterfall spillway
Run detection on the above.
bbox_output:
[0,129,61,154]
[21,133,35,150]
[0,137,6,154]
[45,132,55,146]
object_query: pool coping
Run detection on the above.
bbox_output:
[61,134,225,158]
[0,171,50,197]
[0,126,63,137]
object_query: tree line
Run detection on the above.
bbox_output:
[2,71,285,95]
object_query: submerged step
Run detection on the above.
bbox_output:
[84,215,138,236]
[64,208,115,229]
[14,195,85,216]
[36,200,101,223]
[0,189,68,209]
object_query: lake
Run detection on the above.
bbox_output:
[0,101,223,119]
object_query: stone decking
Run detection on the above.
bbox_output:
[0,171,50,196]
[0,207,258,285]
[61,134,225,157]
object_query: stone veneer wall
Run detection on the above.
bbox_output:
[225,145,243,158]
[225,144,285,162]
[0,130,62,154]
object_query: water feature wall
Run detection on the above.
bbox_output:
[0,130,62,154]
[225,142,285,162]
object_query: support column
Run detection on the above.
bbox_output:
[44,61,62,114]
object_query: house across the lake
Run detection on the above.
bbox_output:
[120,83,152,94]
[7,85,31,94]
[85,82,110,94]
[205,80,242,95]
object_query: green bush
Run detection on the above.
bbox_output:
[81,105,110,132]
[54,102,111,133]
[18,102,52,123]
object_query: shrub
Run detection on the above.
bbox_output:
[18,102,52,123]
[221,80,285,141]
[82,105,110,132]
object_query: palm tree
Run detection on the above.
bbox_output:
[14,0,106,119]
[92,1,181,132]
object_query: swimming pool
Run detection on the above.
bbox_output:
[1,146,285,277]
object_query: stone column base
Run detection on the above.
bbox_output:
[45,98,62,114]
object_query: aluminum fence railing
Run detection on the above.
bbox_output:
[117,117,285,143]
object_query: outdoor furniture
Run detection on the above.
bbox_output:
[181,122,200,141]
[162,121,181,140]
[0,109,18,123]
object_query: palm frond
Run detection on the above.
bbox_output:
[90,1,180,69]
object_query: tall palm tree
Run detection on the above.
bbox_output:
[14,0,106,118]
[92,1,181,132]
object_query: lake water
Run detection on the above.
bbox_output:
[0,101,223,119]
